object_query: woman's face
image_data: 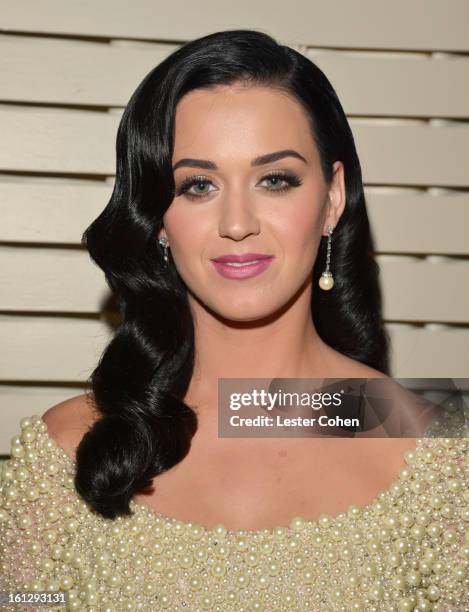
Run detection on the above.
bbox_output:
[159,84,345,321]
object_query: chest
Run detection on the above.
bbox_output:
[132,435,414,531]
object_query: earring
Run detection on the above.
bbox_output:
[319,225,334,290]
[158,237,169,265]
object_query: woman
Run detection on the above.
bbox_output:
[1,29,466,611]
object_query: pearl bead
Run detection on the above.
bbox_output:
[10,444,25,458]
[318,514,331,528]
[410,525,425,540]
[392,575,406,589]
[426,522,442,538]
[418,560,432,575]
[20,427,37,444]
[399,512,414,527]
[427,585,440,601]
[404,450,416,464]
[443,529,457,544]
[319,274,334,290]
[390,482,404,497]
[452,564,466,581]
[397,596,414,611]
[440,504,454,518]
[406,570,421,586]
[442,463,456,477]
[410,480,426,494]
[429,495,443,509]
[415,511,430,526]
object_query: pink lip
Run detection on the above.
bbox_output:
[212,253,273,263]
[211,256,274,280]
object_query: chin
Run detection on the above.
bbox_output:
[209,298,283,323]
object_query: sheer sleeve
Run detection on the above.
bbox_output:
[0,414,75,611]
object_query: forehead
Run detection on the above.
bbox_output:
[172,85,317,164]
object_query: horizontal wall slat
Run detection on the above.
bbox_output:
[351,121,469,188]
[0,35,174,108]
[0,107,468,186]
[0,385,86,454]
[0,247,108,312]
[0,316,112,381]
[0,385,85,414]
[2,34,469,119]
[1,316,467,381]
[379,258,469,323]
[0,177,109,243]
[1,0,468,52]
[365,190,469,255]
[0,106,118,175]
[386,325,469,377]
[308,50,469,120]
[1,248,468,322]
[1,179,468,255]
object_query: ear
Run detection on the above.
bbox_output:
[322,161,346,235]
[157,227,167,242]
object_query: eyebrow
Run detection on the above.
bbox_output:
[172,149,308,171]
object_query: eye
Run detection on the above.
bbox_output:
[259,171,303,193]
[175,175,216,200]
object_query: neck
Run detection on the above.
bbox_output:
[185,281,337,403]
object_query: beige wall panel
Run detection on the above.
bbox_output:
[2,35,469,119]
[365,190,469,255]
[0,385,86,414]
[1,179,468,256]
[0,247,108,312]
[0,35,177,107]
[307,50,469,119]
[0,177,112,243]
[0,385,87,454]
[1,0,468,51]
[0,105,119,175]
[1,316,468,382]
[378,258,469,323]
[351,121,469,188]
[0,315,113,381]
[1,107,468,187]
[387,326,469,377]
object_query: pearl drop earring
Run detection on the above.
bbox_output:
[319,225,334,290]
[158,237,169,265]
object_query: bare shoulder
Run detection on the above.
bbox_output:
[343,359,388,380]
[325,346,389,380]
[41,392,100,461]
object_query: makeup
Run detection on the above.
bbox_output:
[211,254,274,280]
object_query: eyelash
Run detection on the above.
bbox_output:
[174,171,303,201]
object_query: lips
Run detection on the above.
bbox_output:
[211,254,275,280]
[211,253,273,263]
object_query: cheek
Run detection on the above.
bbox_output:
[163,207,209,271]
[272,199,323,259]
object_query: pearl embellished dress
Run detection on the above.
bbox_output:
[0,413,467,612]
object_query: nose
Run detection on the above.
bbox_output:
[217,190,261,241]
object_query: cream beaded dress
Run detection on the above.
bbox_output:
[0,410,467,612]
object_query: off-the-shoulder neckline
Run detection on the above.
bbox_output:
[34,414,428,538]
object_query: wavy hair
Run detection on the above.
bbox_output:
[78,29,390,518]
